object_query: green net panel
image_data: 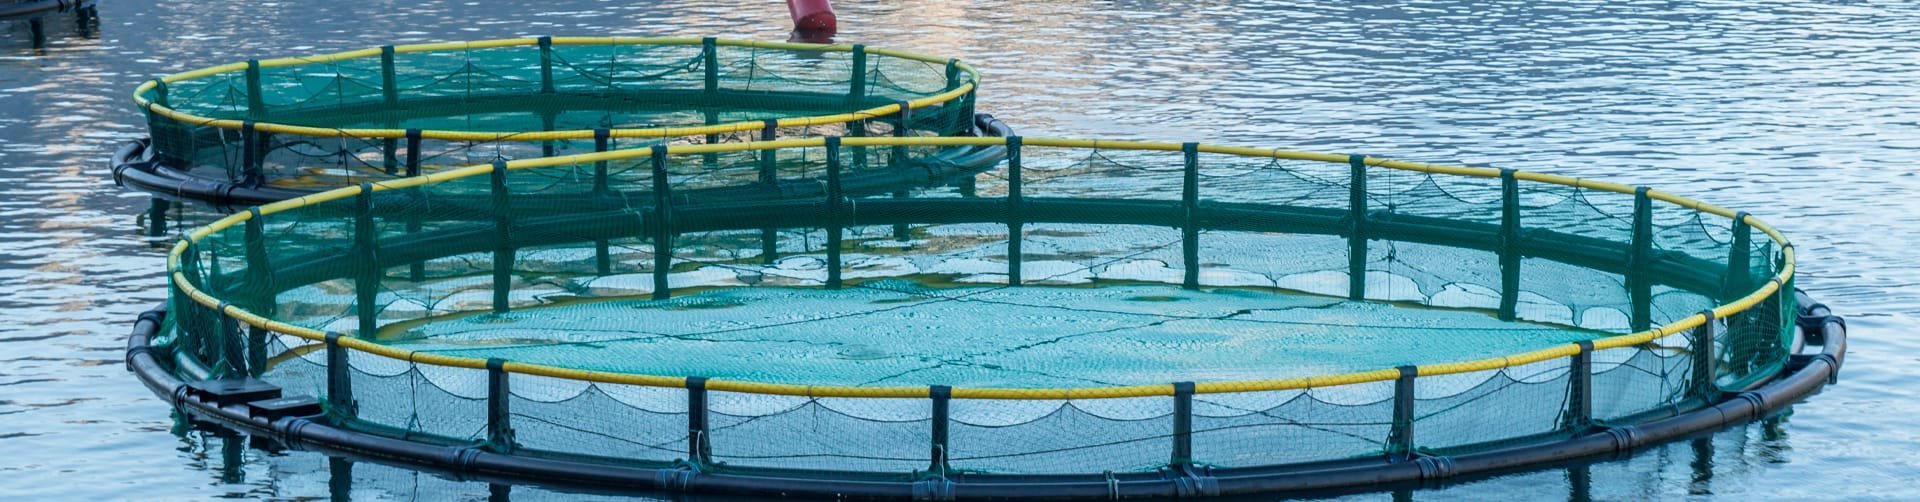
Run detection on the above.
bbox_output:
[134,37,982,191]
[157,137,1794,479]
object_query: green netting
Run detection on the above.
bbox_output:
[156,138,1796,478]
[137,38,981,190]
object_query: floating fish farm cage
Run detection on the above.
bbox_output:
[110,37,1003,212]
[126,136,1844,499]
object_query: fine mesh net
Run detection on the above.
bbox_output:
[159,139,1795,478]
[137,38,981,191]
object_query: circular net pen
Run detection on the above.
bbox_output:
[130,137,1845,499]
[111,37,998,210]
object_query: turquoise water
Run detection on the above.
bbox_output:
[384,282,1602,388]
[2,0,1916,499]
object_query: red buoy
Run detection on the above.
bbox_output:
[785,0,837,32]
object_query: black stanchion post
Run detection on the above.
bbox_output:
[1006,136,1024,286]
[702,37,719,95]
[929,385,952,475]
[244,209,272,377]
[1726,213,1753,301]
[1387,366,1416,460]
[849,45,867,102]
[324,332,354,419]
[492,161,513,313]
[1182,143,1201,290]
[538,36,554,94]
[825,137,844,290]
[1499,169,1521,321]
[381,46,398,106]
[1348,155,1369,301]
[686,377,713,466]
[486,358,514,453]
[1565,341,1594,432]
[354,183,379,337]
[404,129,426,282]
[245,59,265,118]
[240,121,260,185]
[594,129,612,276]
[1172,381,1195,466]
[1630,187,1654,333]
[651,146,672,300]
[1692,309,1718,401]
[760,121,780,264]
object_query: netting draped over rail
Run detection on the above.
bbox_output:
[134,37,981,190]
[158,137,1793,477]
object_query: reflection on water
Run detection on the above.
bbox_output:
[0,0,1916,499]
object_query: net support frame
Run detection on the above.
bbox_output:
[759,120,780,265]
[245,59,264,118]
[1727,213,1753,301]
[594,129,613,276]
[324,331,355,419]
[1565,340,1594,431]
[1691,309,1718,401]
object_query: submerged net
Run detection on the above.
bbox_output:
[158,138,1794,477]
[135,37,981,190]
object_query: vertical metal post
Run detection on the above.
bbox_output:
[1171,381,1196,466]
[849,44,868,101]
[244,210,272,377]
[825,137,844,290]
[1182,143,1201,290]
[380,47,397,174]
[324,332,354,419]
[245,59,264,118]
[891,101,913,241]
[354,183,379,337]
[702,37,719,95]
[403,129,423,177]
[651,146,672,300]
[759,120,780,264]
[538,36,554,94]
[1387,366,1416,460]
[929,385,952,474]
[1630,187,1654,333]
[1565,341,1594,432]
[382,138,399,175]
[240,121,261,185]
[405,129,425,282]
[593,129,612,276]
[492,161,513,314]
[686,377,713,466]
[380,46,398,106]
[1348,154,1369,301]
[486,358,514,453]
[1726,213,1753,301]
[1691,309,1718,400]
[1499,169,1521,321]
[1006,136,1024,286]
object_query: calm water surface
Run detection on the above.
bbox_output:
[1,0,1916,499]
